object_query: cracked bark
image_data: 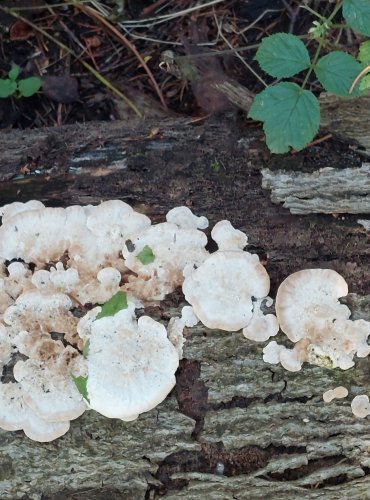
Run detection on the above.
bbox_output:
[0,117,369,499]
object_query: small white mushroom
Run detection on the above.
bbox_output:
[263,341,302,372]
[166,206,208,230]
[351,395,370,418]
[211,220,248,251]
[242,298,279,342]
[323,386,348,403]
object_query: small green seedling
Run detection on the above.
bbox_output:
[0,65,42,99]
[95,291,128,320]
[248,0,370,153]
[137,245,155,265]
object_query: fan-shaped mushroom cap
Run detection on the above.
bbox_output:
[166,206,208,230]
[85,309,179,420]
[276,269,350,343]
[351,395,370,418]
[0,207,75,265]
[183,251,270,331]
[268,269,370,371]
[0,200,45,223]
[13,346,87,422]
[3,290,77,336]
[123,222,209,300]
[0,382,70,441]
[0,201,151,275]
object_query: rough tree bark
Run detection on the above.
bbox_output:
[0,116,369,499]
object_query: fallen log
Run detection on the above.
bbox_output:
[0,117,369,499]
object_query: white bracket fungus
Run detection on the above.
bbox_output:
[0,201,211,441]
[351,395,370,419]
[264,269,370,371]
[77,303,179,421]
[122,220,209,300]
[0,200,369,441]
[182,220,278,339]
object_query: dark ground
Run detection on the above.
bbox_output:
[0,0,363,130]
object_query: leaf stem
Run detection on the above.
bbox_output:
[301,1,343,89]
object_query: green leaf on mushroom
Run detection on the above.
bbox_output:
[72,375,90,403]
[82,339,90,359]
[95,291,128,320]
[137,245,155,265]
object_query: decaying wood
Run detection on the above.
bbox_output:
[261,163,370,214]
[0,117,369,499]
[320,93,370,153]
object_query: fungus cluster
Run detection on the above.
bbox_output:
[0,201,210,441]
[0,200,369,441]
[263,269,370,372]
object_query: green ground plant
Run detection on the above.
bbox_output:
[248,0,370,154]
[0,65,42,99]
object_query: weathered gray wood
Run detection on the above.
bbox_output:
[261,163,370,214]
[0,118,369,499]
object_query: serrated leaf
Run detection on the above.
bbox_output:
[137,245,155,265]
[18,76,42,97]
[343,0,370,36]
[8,65,20,81]
[248,82,320,154]
[95,291,128,320]
[359,73,370,91]
[358,40,370,65]
[0,79,17,98]
[255,33,310,78]
[314,51,362,96]
[82,339,90,358]
[72,375,90,402]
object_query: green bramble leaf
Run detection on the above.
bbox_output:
[82,339,90,358]
[254,33,310,78]
[95,291,128,320]
[72,375,90,402]
[314,51,363,97]
[18,76,42,97]
[8,65,20,81]
[359,73,370,91]
[137,245,155,265]
[343,0,370,36]
[248,82,320,154]
[358,40,370,65]
[0,79,17,98]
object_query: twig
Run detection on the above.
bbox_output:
[0,5,142,117]
[74,2,168,110]
[213,9,268,88]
